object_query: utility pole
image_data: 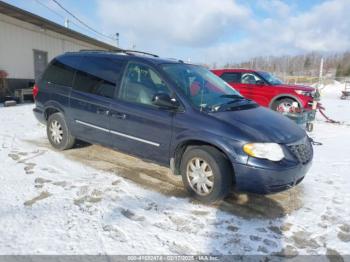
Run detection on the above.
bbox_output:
[319,57,324,87]
[64,18,70,28]
[115,33,119,47]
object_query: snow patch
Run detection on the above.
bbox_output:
[0,87,349,255]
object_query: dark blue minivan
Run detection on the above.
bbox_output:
[33,50,313,202]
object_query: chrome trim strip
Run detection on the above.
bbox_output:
[75,120,160,147]
[75,120,109,132]
[109,129,160,147]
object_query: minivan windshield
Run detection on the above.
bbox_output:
[162,64,255,112]
[258,71,283,85]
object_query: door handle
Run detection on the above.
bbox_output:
[111,112,126,119]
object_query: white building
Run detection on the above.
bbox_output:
[0,1,118,94]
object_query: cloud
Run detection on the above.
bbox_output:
[256,0,293,17]
[96,0,350,65]
[200,0,350,64]
[96,0,251,47]
[289,0,350,52]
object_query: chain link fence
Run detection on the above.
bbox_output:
[276,75,350,100]
[280,76,350,86]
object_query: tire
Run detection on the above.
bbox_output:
[180,146,233,203]
[272,98,298,113]
[47,112,75,150]
[306,122,314,132]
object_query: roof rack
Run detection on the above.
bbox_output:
[123,50,159,58]
[166,58,184,63]
[78,49,118,53]
[79,49,159,58]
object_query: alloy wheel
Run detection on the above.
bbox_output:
[186,157,214,196]
[49,120,63,144]
[277,101,294,113]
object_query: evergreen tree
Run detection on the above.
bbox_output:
[336,64,343,77]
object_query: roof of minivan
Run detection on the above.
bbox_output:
[211,68,256,73]
[63,51,183,65]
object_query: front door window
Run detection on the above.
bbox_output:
[119,63,171,107]
[241,73,263,85]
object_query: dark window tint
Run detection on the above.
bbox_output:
[220,72,241,83]
[42,55,80,86]
[73,56,124,98]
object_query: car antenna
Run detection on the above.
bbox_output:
[199,79,205,112]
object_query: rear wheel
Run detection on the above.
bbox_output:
[47,112,75,150]
[272,98,299,113]
[180,146,232,203]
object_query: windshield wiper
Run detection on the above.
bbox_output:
[220,94,245,100]
[212,96,255,112]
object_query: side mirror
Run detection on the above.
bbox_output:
[152,93,180,109]
[256,80,265,85]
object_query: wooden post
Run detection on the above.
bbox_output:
[0,70,8,99]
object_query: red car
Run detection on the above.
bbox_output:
[211,69,317,113]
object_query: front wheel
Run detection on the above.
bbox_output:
[272,98,299,113]
[180,146,233,203]
[47,112,76,150]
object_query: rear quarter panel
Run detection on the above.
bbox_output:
[36,81,71,124]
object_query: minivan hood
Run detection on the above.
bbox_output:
[210,106,306,144]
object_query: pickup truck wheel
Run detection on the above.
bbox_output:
[180,146,232,203]
[47,112,75,150]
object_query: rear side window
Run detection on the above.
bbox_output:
[220,72,241,83]
[42,56,80,86]
[73,56,124,98]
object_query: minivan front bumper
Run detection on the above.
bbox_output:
[233,160,312,194]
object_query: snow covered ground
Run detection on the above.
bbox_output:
[0,83,349,257]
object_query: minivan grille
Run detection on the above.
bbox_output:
[288,138,313,165]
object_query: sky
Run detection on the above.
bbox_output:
[3,0,350,65]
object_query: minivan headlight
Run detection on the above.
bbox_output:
[243,143,284,161]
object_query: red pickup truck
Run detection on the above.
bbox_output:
[211,69,317,113]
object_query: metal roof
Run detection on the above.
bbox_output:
[0,0,119,51]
